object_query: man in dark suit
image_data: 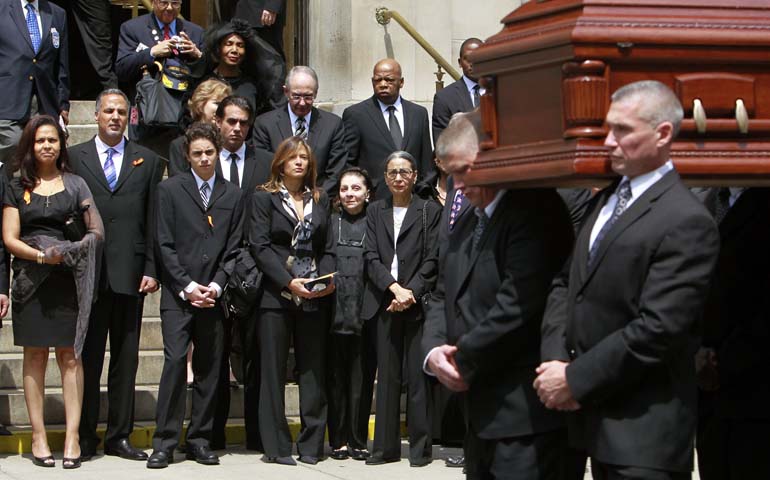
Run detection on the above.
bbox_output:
[251,66,347,196]
[0,0,69,166]
[693,186,770,479]
[343,58,433,198]
[535,81,720,480]
[233,0,285,103]
[424,113,574,479]
[70,89,165,461]
[431,37,482,143]
[148,122,245,469]
[72,0,117,89]
[115,0,205,159]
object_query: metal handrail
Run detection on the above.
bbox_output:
[375,7,461,88]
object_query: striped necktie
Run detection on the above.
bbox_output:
[200,181,210,209]
[104,148,117,191]
[295,116,308,140]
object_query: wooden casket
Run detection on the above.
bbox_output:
[468,0,770,188]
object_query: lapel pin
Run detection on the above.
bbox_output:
[132,158,144,166]
[152,29,158,35]
[207,215,214,228]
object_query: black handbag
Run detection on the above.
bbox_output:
[134,64,184,129]
[63,204,90,242]
[222,246,263,319]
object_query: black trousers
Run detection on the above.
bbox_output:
[79,289,143,450]
[326,321,377,450]
[465,426,569,480]
[591,459,691,480]
[152,306,223,452]
[72,0,117,89]
[371,311,432,463]
[697,413,770,480]
[237,310,263,450]
[211,312,234,449]
[258,307,328,458]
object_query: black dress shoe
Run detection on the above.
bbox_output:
[0,424,11,436]
[147,450,173,469]
[261,455,297,466]
[330,448,349,460]
[105,438,149,461]
[365,455,399,465]
[445,455,465,468]
[79,447,96,462]
[349,448,369,461]
[410,457,432,467]
[185,444,219,465]
[298,455,319,465]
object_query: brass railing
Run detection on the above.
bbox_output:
[375,7,460,91]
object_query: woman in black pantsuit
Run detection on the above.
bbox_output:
[362,151,441,467]
[248,136,335,465]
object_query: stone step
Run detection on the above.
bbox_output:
[68,100,97,125]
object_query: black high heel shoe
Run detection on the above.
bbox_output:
[32,454,55,467]
[62,456,82,469]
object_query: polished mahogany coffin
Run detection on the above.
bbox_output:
[468,0,770,187]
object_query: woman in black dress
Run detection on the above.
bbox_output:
[249,136,335,465]
[327,167,376,461]
[2,116,104,469]
[362,151,441,467]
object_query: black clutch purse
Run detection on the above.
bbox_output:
[63,204,90,242]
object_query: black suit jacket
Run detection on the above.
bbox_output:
[431,78,474,143]
[430,189,573,440]
[155,172,245,310]
[695,187,770,420]
[115,13,204,89]
[361,196,441,321]
[234,0,285,27]
[0,165,8,296]
[542,170,719,472]
[168,141,272,195]
[69,138,165,296]
[0,0,69,120]
[251,106,347,196]
[248,189,335,309]
[342,96,432,198]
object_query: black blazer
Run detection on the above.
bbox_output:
[431,78,474,143]
[115,13,204,88]
[251,106,348,196]
[69,138,165,296]
[542,170,719,472]
[436,189,573,440]
[361,196,440,321]
[342,96,432,198]
[695,187,770,420]
[155,172,245,310]
[234,0,286,27]
[168,141,272,195]
[248,189,335,309]
[0,0,69,120]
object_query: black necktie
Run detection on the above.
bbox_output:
[229,153,240,188]
[472,209,488,252]
[472,85,480,108]
[588,180,632,267]
[714,187,731,224]
[387,105,403,149]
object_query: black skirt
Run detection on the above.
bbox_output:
[12,269,78,348]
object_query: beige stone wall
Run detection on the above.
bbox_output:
[309,0,523,109]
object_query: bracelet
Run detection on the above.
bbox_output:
[36,251,44,265]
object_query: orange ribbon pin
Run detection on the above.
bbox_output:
[207,215,214,228]
[23,190,31,205]
[132,158,144,166]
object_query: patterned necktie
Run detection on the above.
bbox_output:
[387,105,403,149]
[471,209,488,252]
[295,116,308,140]
[472,85,480,108]
[26,3,41,54]
[714,187,731,225]
[200,181,210,209]
[229,153,240,188]
[104,148,117,191]
[588,179,632,267]
[448,190,465,230]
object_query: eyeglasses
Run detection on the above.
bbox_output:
[289,93,315,102]
[157,1,182,8]
[385,168,414,180]
[338,218,366,247]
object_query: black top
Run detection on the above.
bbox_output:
[5,180,76,241]
[331,209,367,335]
[201,73,269,116]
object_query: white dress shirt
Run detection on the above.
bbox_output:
[462,75,485,106]
[179,170,221,300]
[94,135,125,180]
[21,0,42,37]
[288,104,312,136]
[377,96,405,134]
[219,144,246,183]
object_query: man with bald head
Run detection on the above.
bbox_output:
[251,65,347,196]
[343,58,432,198]
[536,80,720,479]
[432,37,484,143]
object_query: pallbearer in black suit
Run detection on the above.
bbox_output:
[343,59,433,199]
[251,66,348,196]
[147,123,245,469]
[536,81,720,480]
[363,151,441,467]
[69,89,165,461]
[424,113,574,479]
[431,38,483,143]
[248,136,336,466]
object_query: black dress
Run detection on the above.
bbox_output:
[5,180,79,347]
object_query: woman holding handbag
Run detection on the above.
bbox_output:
[2,115,104,469]
[362,151,441,467]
